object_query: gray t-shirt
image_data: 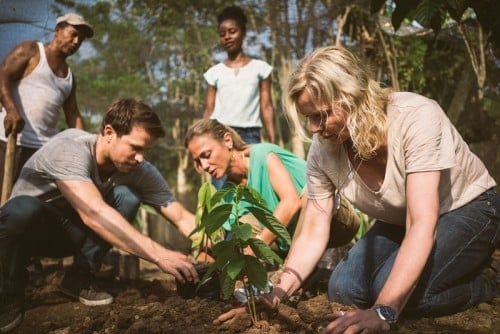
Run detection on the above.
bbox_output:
[11,128,176,209]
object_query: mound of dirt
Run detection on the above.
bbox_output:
[12,250,500,334]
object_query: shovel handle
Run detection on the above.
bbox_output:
[1,133,17,205]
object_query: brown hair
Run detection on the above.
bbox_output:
[184,119,246,149]
[101,98,165,138]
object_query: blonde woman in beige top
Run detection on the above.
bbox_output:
[217,46,499,332]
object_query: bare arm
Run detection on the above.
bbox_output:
[159,201,196,238]
[203,85,217,119]
[374,170,440,314]
[276,196,333,296]
[255,152,301,246]
[259,75,275,143]
[0,41,39,136]
[62,76,85,129]
[56,179,198,283]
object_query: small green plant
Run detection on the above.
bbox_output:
[191,182,291,325]
[191,182,222,262]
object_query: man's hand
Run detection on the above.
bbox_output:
[4,111,24,136]
[155,250,199,284]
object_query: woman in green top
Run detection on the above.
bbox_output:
[185,119,360,257]
[185,119,305,254]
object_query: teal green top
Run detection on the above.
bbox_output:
[225,143,306,253]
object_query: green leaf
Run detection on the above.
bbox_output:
[246,206,291,245]
[226,254,245,280]
[446,0,468,23]
[413,0,445,33]
[232,223,253,241]
[197,182,217,212]
[191,182,217,239]
[210,183,237,205]
[240,186,269,209]
[244,256,269,291]
[392,0,420,30]
[248,238,283,265]
[203,204,233,235]
[219,270,236,300]
[196,264,218,292]
[212,240,238,269]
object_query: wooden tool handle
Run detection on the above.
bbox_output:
[1,133,17,205]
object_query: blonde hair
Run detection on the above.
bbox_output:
[283,45,392,159]
[184,119,247,149]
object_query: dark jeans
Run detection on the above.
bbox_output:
[328,189,499,317]
[0,185,140,296]
[212,126,261,189]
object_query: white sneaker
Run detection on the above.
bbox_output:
[233,281,273,303]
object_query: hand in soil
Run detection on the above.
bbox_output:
[322,309,390,333]
[213,306,247,325]
[258,287,288,309]
[155,251,199,283]
[213,289,286,325]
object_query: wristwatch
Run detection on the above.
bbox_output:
[372,304,398,324]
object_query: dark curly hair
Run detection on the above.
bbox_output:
[217,5,247,34]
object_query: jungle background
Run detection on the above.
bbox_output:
[3,0,497,213]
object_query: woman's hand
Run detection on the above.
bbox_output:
[213,287,288,325]
[322,309,390,334]
[213,306,248,325]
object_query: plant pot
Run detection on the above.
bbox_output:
[176,263,220,300]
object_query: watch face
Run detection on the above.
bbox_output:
[375,305,398,324]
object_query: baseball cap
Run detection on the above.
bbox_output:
[56,13,94,38]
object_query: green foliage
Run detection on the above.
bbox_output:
[193,182,290,324]
[393,38,428,93]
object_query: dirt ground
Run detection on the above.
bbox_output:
[12,249,500,334]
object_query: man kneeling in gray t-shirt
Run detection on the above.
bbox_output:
[0,98,199,332]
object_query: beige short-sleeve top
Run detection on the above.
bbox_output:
[306,92,496,224]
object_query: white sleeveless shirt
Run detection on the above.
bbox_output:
[0,42,73,148]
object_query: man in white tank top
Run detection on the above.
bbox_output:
[0,14,94,326]
[0,12,93,186]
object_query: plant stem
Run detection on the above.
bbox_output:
[245,281,259,325]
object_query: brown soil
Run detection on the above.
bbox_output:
[12,250,500,334]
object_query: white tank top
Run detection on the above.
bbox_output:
[0,42,73,148]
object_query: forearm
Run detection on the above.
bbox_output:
[257,199,300,245]
[277,223,328,296]
[202,107,213,119]
[261,106,275,143]
[0,81,20,116]
[160,202,195,238]
[83,205,164,264]
[375,226,435,313]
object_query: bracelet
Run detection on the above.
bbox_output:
[282,266,304,285]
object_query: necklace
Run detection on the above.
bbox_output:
[334,146,362,211]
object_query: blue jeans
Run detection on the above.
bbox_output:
[231,126,261,144]
[0,185,140,295]
[328,189,499,317]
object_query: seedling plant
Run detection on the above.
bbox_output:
[191,182,291,325]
